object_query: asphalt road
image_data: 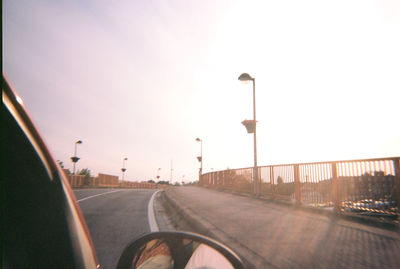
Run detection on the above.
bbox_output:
[74,189,157,269]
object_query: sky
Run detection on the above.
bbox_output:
[3,0,400,183]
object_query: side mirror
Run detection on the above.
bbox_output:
[117,231,245,269]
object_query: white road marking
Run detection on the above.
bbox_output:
[148,190,162,232]
[77,190,123,202]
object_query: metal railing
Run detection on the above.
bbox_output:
[200,157,400,217]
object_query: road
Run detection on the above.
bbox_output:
[166,187,400,269]
[75,187,400,269]
[74,189,158,269]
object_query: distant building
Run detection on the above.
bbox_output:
[95,173,119,187]
[65,171,161,189]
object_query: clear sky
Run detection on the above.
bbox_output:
[3,0,400,183]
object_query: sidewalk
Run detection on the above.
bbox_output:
[163,186,400,269]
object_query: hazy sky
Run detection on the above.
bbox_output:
[3,0,400,183]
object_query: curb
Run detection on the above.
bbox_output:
[160,190,214,236]
[160,189,277,269]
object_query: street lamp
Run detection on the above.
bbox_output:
[71,140,83,175]
[156,168,161,182]
[195,138,203,178]
[121,157,128,180]
[238,73,259,195]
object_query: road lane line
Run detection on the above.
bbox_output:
[77,190,122,202]
[148,190,162,232]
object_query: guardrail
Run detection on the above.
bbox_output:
[200,157,400,217]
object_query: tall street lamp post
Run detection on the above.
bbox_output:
[156,168,161,182]
[121,157,128,180]
[71,140,82,175]
[195,138,203,180]
[238,73,259,195]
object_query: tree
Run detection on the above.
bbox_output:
[57,160,64,168]
[276,176,294,196]
[78,168,91,185]
[78,168,91,177]
[374,171,385,177]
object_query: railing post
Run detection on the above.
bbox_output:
[199,169,202,185]
[270,166,275,198]
[257,167,261,195]
[331,162,340,212]
[294,164,301,205]
[394,158,400,214]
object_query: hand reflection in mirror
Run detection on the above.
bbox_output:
[184,243,233,269]
[131,238,233,269]
[132,239,173,269]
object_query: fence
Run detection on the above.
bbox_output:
[200,157,400,217]
[95,173,119,187]
[64,170,159,189]
[68,174,86,187]
[120,180,155,189]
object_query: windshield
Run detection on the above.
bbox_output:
[3,1,399,269]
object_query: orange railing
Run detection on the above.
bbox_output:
[200,157,400,217]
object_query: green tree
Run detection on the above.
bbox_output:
[78,168,91,185]
[276,176,294,196]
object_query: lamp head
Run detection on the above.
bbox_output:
[238,73,254,82]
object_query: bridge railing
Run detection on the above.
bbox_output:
[200,157,400,217]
